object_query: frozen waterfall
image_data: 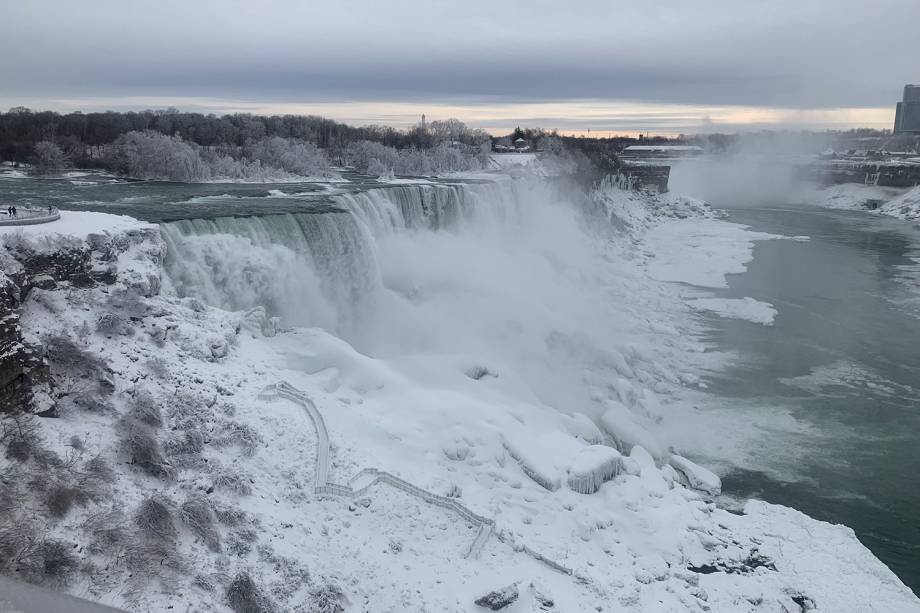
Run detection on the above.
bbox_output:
[159,177,695,468]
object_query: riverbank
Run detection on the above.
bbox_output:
[804,182,920,221]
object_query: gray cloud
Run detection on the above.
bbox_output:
[1,0,917,127]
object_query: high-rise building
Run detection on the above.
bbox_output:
[894,85,920,134]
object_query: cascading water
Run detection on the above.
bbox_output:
[161,209,381,335]
[160,180,527,336]
[160,176,696,449]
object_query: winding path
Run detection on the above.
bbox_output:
[259,381,574,574]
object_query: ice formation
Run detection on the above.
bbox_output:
[669,454,722,495]
[566,445,622,494]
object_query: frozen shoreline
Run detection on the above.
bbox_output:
[2,183,918,611]
[804,182,920,221]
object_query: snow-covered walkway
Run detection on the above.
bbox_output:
[259,381,577,573]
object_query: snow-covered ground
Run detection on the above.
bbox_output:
[801,182,920,221]
[797,183,906,212]
[879,185,920,221]
[490,153,539,169]
[2,176,919,612]
[0,210,154,240]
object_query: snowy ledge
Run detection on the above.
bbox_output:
[0,210,155,241]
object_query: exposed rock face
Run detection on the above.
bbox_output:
[474,583,519,610]
[0,226,163,413]
[0,262,31,412]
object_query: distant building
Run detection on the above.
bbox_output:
[894,85,920,134]
[513,137,530,150]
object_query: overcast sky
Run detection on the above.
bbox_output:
[1,0,917,134]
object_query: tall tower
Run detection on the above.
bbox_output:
[894,85,920,134]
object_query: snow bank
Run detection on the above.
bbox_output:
[502,431,584,492]
[800,183,906,212]
[562,412,605,444]
[805,182,920,221]
[879,185,920,220]
[490,153,538,169]
[567,445,622,494]
[669,454,722,495]
[592,184,712,234]
[687,296,777,325]
[600,400,665,459]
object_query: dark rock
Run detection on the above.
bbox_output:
[465,365,498,380]
[689,549,776,575]
[475,584,519,610]
[531,582,554,610]
[30,274,57,290]
[0,229,158,413]
[790,593,816,611]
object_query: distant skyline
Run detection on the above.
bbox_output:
[1,0,916,135]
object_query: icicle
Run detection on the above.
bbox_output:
[567,445,622,495]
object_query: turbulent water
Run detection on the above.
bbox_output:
[159,182,521,337]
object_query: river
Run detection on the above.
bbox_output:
[698,204,920,595]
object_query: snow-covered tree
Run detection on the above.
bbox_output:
[32,141,68,174]
[345,140,483,177]
[106,131,210,182]
[244,137,331,177]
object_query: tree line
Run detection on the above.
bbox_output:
[0,107,493,167]
[0,107,506,180]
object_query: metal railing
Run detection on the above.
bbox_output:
[0,207,60,227]
[261,381,573,574]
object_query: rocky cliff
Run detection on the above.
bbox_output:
[0,219,162,413]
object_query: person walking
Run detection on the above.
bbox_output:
[5,206,11,217]
[11,206,17,217]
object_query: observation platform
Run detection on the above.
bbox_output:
[0,207,60,226]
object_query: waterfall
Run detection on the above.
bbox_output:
[159,175,686,451]
[159,180,525,337]
[332,180,523,236]
[161,177,698,464]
